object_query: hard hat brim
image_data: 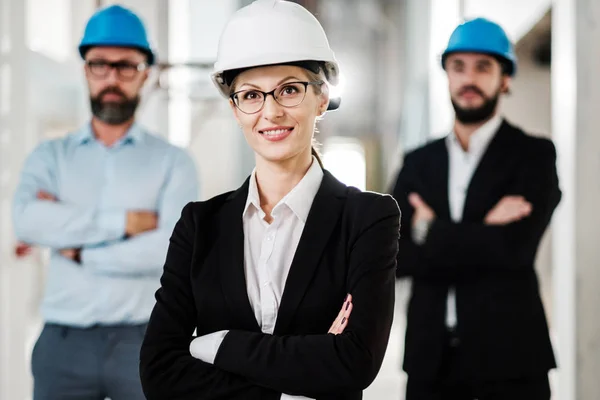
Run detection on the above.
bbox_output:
[79,44,155,65]
[441,49,516,76]
[212,59,340,111]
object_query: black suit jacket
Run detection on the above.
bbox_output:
[391,119,560,382]
[139,170,400,400]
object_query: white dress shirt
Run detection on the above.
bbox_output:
[444,115,502,328]
[190,156,323,400]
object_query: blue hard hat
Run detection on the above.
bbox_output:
[79,4,155,65]
[441,17,516,76]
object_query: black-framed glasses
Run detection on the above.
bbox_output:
[230,81,323,114]
[85,59,148,81]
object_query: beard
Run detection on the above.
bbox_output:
[451,85,500,124]
[90,87,139,125]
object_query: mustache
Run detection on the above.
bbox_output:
[458,85,485,97]
[97,87,127,102]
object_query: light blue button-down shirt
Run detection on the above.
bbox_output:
[12,122,199,327]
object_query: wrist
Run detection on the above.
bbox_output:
[412,218,433,245]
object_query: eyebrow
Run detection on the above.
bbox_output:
[238,75,301,90]
[450,59,493,67]
[87,58,142,64]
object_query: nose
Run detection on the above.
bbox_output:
[262,94,284,119]
[104,67,119,85]
[461,66,478,84]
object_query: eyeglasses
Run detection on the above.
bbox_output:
[85,59,148,81]
[230,81,323,114]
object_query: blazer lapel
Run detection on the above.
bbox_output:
[274,171,346,334]
[217,179,261,332]
[462,119,516,220]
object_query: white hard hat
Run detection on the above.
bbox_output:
[212,0,340,108]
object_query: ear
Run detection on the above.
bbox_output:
[141,69,150,85]
[500,75,512,94]
[318,86,330,116]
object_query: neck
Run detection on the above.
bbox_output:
[254,149,313,218]
[453,113,497,151]
[91,117,134,147]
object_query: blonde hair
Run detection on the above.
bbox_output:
[229,65,329,169]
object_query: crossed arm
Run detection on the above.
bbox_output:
[139,196,399,399]
[393,141,561,280]
[12,142,199,276]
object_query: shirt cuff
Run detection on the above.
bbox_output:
[97,210,126,240]
[281,394,315,400]
[189,330,229,364]
[412,219,433,245]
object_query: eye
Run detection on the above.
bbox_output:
[476,63,492,73]
[115,62,138,72]
[242,90,261,100]
[278,83,302,97]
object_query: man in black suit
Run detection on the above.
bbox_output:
[391,17,560,400]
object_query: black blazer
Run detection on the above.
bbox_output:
[391,119,560,382]
[140,170,400,400]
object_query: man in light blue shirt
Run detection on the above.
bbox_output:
[12,5,199,400]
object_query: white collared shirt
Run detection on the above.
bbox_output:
[445,115,502,328]
[190,157,323,400]
[243,157,323,335]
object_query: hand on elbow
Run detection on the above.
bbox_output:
[328,294,353,335]
[126,211,159,237]
[59,248,82,264]
[484,195,532,225]
[328,294,377,390]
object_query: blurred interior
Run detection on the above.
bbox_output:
[0,0,598,399]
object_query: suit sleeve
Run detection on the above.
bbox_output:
[139,203,279,400]
[421,139,561,275]
[210,195,399,397]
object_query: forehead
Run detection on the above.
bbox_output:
[446,52,499,67]
[85,47,146,62]
[235,65,311,90]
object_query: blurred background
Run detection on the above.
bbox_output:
[0,0,598,399]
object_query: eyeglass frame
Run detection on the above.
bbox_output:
[229,80,324,114]
[85,59,149,81]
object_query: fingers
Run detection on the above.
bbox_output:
[328,294,353,335]
[328,295,348,334]
[15,242,33,258]
[329,300,353,335]
[504,197,532,217]
[408,193,424,209]
[486,196,533,225]
[37,190,57,201]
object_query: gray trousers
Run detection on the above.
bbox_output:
[31,323,147,400]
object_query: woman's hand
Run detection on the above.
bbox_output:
[328,294,353,335]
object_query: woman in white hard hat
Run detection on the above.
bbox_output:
[140,1,400,399]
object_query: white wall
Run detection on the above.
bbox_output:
[501,37,554,324]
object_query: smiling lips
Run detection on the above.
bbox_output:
[259,126,294,142]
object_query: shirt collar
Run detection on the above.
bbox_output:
[75,121,145,146]
[243,156,324,223]
[244,170,262,218]
[447,114,502,155]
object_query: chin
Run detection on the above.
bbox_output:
[256,147,305,165]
